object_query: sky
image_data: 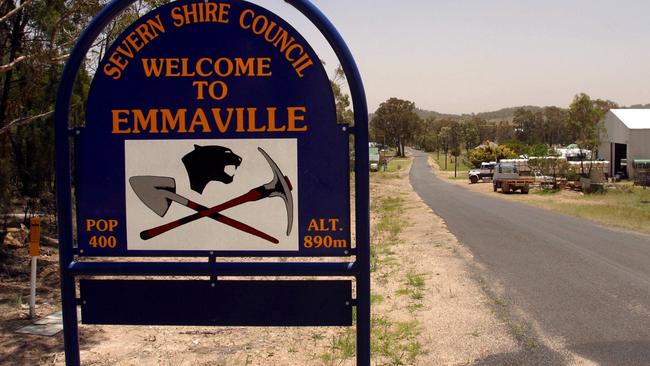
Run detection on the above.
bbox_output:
[252,0,650,115]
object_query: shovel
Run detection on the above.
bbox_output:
[129,176,278,244]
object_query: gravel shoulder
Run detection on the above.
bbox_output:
[370,159,517,365]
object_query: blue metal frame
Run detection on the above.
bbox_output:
[55,1,369,365]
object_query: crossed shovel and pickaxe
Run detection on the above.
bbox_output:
[130,148,293,244]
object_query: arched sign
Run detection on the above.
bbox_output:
[77,0,350,256]
[56,0,370,365]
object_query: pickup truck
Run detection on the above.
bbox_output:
[369,147,380,171]
[492,162,534,194]
[468,162,496,184]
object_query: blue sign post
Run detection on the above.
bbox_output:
[56,1,369,364]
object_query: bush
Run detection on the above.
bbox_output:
[468,148,493,168]
[468,143,518,168]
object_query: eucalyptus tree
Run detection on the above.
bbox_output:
[371,98,421,157]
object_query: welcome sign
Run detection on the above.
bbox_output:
[76,0,351,256]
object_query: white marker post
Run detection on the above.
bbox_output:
[28,217,41,319]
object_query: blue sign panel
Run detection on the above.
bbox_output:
[77,0,350,256]
[80,279,353,326]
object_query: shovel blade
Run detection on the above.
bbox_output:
[129,176,177,217]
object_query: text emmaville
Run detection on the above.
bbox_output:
[103,2,314,80]
[111,107,308,134]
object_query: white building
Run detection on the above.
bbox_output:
[598,109,650,179]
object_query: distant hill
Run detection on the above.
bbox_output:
[474,106,546,123]
[414,109,459,120]
[415,105,545,124]
[380,103,650,124]
[628,103,650,109]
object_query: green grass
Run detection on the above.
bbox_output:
[372,157,412,180]
[430,151,471,172]
[386,158,410,172]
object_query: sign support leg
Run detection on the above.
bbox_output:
[357,271,371,365]
[61,273,80,366]
[29,257,37,318]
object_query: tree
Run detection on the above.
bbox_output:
[0,139,13,260]
[542,106,568,146]
[567,93,617,175]
[417,117,440,152]
[370,98,421,157]
[438,126,451,169]
[526,144,550,157]
[460,119,480,154]
[513,108,544,144]
[0,1,101,230]
[495,121,514,143]
[447,121,462,157]
[329,65,354,169]
[330,65,353,125]
[472,117,496,144]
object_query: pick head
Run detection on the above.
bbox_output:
[258,148,294,236]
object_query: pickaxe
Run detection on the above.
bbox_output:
[139,147,294,241]
[130,176,279,244]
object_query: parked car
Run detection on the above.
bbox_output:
[369,147,380,171]
[468,162,496,184]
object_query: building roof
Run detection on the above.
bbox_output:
[610,109,650,130]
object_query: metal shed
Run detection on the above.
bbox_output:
[598,109,650,179]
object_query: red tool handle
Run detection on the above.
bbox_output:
[209,214,278,244]
[183,200,277,243]
[140,188,265,240]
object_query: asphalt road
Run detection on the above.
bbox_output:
[409,150,650,365]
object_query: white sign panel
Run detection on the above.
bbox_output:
[125,139,298,251]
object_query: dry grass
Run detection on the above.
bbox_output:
[530,184,650,235]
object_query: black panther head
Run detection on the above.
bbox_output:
[181,145,243,194]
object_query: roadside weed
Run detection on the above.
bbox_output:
[376,197,405,239]
[319,329,355,365]
[397,271,426,303]
[371,293,385,305]
[372,317,424,365]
